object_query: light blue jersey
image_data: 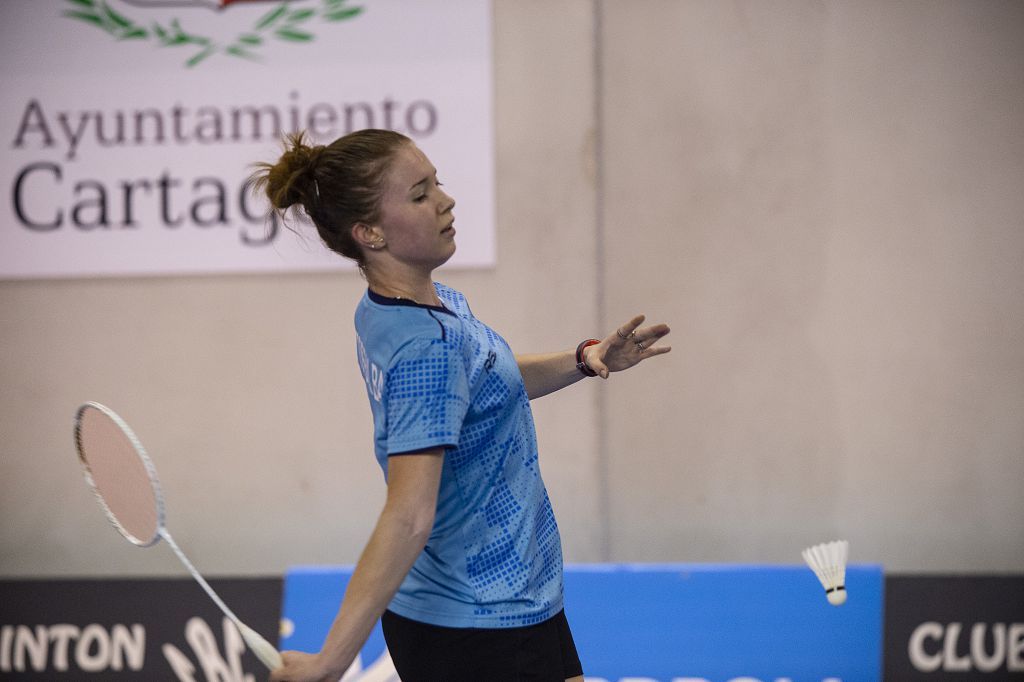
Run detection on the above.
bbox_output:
[354,283,564,628]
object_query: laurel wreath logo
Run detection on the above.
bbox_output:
[62,0,364,67]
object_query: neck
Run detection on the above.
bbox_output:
[364,264,439,306]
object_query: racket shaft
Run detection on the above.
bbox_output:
[162,530,281,670]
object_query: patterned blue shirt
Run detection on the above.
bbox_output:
[354,283,564,628]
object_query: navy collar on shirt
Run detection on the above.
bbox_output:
[367,288,456,316]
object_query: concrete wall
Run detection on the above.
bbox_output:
[1,0,1021,577]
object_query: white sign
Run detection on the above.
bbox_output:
[0,0,494,278]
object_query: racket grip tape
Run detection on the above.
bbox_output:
[236,621,283,670]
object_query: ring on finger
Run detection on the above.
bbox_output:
[635,341,646,351]
[616,329,629,340]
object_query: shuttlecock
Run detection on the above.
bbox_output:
[802,540,849,606]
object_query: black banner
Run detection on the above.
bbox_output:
[0,578,281,680]
[885,575,1024,679]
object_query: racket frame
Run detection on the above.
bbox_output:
[75,401,165,547]
[73,401,282,670]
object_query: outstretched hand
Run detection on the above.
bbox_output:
[584,314,671,378]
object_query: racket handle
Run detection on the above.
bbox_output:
[236,621,283,670]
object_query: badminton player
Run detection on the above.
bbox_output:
[256,129,670,682]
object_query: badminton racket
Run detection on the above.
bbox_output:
[73,401,282,671]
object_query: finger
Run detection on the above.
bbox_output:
[268,651,297,681]
[614,314,646,343]
[640,344,672,358]
[633,323,671,346]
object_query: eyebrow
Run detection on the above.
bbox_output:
[409,168,438,192]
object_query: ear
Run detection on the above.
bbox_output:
[352,221,386,251]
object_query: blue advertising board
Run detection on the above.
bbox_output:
[281,564,883,682]
[564,564,883,682]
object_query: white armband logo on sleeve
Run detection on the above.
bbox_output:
[356,335,384,403]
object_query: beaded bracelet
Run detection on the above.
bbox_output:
[575,339,601,377]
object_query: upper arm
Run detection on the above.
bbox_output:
[384,449,445,528]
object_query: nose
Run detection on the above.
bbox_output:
[440,190,455,214]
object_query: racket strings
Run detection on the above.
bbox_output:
[76,404,162,545]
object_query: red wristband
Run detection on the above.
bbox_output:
[575,339,601,377]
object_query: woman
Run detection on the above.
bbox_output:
[257,129,670,682]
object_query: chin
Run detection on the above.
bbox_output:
[441,248,457,265]
[436,243,457,268]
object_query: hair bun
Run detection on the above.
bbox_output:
[263,133,324,211]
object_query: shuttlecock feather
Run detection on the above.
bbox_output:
[802,539,849,606]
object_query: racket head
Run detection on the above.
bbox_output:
[74,402,165,547]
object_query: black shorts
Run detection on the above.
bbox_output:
[381,609,583,682]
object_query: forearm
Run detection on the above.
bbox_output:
[516,350,589,400]
[316,503,431,677]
